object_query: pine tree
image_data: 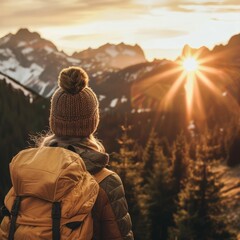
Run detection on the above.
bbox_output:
[171,147,236,240]
[188,137,197,161]
[138,131,175,240]
[227,130,240,166]
[110,120,142,239]
[140,130,160,186]
[0,80,49,205]
[159,136,172,158]
[171,133,189,194]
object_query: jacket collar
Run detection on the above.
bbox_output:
[47,139,109,174]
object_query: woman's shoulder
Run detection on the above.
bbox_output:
[98,169,125,200]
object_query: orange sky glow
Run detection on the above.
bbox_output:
[0,0,240,60]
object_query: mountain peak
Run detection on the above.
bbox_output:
[15,28,41,41]
[228,33,240,47]
[181,44,192,56]
[211,33,240,61]
[16,28,32,35]
[72,42,146,69]
[0,28,59,53]
[181,44,210,58]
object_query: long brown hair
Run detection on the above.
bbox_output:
[34,131,105,153]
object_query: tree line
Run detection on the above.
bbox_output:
[111,125,239,239]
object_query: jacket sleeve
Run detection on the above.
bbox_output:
[100,172,134,240]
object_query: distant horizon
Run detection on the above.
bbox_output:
[1,27,239,62]
[1,0,240,61]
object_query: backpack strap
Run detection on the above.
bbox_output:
[94,168,114,184]
[52,202,61,240]
[8,196,21,240]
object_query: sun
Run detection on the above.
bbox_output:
[183,57,199,72]
[132,49,238,128]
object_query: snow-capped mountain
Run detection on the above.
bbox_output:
[0,71,38,102]
[73,42,146,70]
[0,29,75,97]
[0,28,147,98]
[90,60,172,112]
[0,28,169,113]
[1,28,240,117]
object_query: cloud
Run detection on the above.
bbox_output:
[137,29,189,38]
[1,0,240,30]
[148,0,240,13]
[74,0,132,9]
[224,0,240,4]
[0,0,136,28]
[61,33,103,41]
[211,17,240,21]
[214,7,240,13]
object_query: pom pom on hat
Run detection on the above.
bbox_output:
[58,66,89,94]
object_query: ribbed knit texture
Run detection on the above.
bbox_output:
[49,67,100,137]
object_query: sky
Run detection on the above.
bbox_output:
[0,0,240,60]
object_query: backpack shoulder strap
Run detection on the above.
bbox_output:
[52,202,61,240]
[8,196,22,240]
[94,168,114,184]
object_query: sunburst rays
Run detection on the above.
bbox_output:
[131,47,240,129]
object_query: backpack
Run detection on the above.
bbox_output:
[0,146,113,240]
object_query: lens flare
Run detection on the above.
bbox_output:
[185,72,196,118]
[183,57,198,72]
[131,48,240,131]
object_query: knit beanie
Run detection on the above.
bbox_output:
[49,66,99,137]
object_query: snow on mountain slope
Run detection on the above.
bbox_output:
[72,42,146,69]
[0,71,38,102]
[0,53,44,86]
[0,34,12,45]
[0,29,147,98]
[0,29,69,97]
[90,60,171,112]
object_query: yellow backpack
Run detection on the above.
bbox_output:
[0,146,113,240]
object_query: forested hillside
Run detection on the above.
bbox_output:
[1,77,240,239]
[0,79,49,203]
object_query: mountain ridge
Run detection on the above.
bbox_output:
[0,28,148,97]
[1,28,240,114]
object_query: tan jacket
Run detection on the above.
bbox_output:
[59,142,134,240]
